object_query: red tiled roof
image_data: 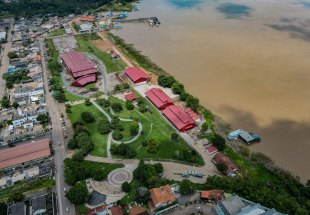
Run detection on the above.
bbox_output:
[150,185,176,207]
[207,146,218,154]
[72,74,97,87]
[145,88,173,110]
[125,93,137,101]
[86,205,106,215]
[62,51,97,77]
[80,16,96,22]
[124,67,149,84]
[110,205,123,215]
[129,206,147,215]
[212,153,238,175]
[162,105,195,132]
[200,190,224,201]
[185,108,201,121]
[0,139,50,169]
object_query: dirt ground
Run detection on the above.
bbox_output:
[92,39,113,52]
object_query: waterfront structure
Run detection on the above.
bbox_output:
[145,88,173,110]
[212,153,238,176]
[124,67,149,84]
[61,51,97,87]
[162,105,196,132]
[0,139,51,171]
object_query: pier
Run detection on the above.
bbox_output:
[114,17,161,26]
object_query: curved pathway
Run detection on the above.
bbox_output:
[111,122,142,144]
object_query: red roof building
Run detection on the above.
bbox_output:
[125,93,137,101]
[207,146,218,155]
[200,190,225,202]
[80,16,96,22]
[145,88,173,110]
[212,153,238,176]
[86,205,123,215]
[61,51,97,87]
[124,67,149,84]
[162,105,196,132]
[186,108,201,122]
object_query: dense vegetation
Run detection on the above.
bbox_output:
[0,0,134,18]
[2,70,30,88]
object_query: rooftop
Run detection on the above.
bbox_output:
[150,185,176,206]
[145,88,173,110]
[124,67,149,83]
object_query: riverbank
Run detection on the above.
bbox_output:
[106,31,309,214]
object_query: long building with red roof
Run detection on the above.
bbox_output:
[212,153,238,176]
[145,88,173,110]
[162,105,196,132]
[0,139,51,171]
[61,51,97,87]
[124,67,149,84]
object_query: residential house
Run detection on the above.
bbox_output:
[212,153,238,176]
[150,185,177,209]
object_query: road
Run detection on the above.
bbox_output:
[0,21,13,98]
[39,39,75,215]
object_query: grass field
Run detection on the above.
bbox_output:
[75,34,126,73]
[103,97,204,165]
[67,104,109,157]
[48,28,65,36]
[85,83,96,90]
[64,90,84,102]
[0,178,54,201]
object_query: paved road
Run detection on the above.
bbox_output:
[39,39,75,215]
[0,22,13,98]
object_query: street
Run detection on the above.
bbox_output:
[0,21,13,98]
[39,39,75,215]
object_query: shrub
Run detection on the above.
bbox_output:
[111,102,123,112]
[209,134,226,151]
[125,100,134,110]
[216,163,228,175]
[122,182,131,192]
[153,163,163,174]
[141,140,148,147]
[239,145,250,157]
[72,151,84,162]
[171,133,179,142]
[110,143,137,158]
[98,98,110,108]
[130,122,139,136]
[81,111,95,123]
[147,139,158,153]
[112,131,123,140]
[98,120,111,134]
[85,98,91,106]
[158,75,175,88]
[138,106,148,113]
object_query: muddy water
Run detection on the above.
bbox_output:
[113,0,310,182]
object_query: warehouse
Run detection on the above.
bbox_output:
[124,67,149,84]
[145,88,173,110]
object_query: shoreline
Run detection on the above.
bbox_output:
[107,32,308,184]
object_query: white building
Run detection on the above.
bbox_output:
[0,31,6,41]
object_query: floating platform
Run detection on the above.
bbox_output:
[228,129,261,144]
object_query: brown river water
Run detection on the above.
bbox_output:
[113,0,310,182]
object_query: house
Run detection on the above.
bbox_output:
[110,205,123,215]
[200,190,225,202]
[150,185,177,209]
[145,88,173,110]
[125,93,137,101]
[80,16,96,22]
[79,23,93,33]
[207,146,218,155]
[212,153,238,176]
[124,67,149,84]
[86,205,123,215]
[129,206,148,215]
[13,85,44,98]
[161,105,196,132]
[31,195,46,215]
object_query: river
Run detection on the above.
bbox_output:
[113,0,310,182]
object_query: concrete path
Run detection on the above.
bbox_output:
[91,100,112,122]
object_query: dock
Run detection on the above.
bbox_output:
[114,17,161,26]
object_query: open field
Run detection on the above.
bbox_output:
[92,39,112,52]
[64,90,84,101]
[67,103,109,157]
[74,34,126,73]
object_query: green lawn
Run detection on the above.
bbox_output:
[85,83,96,90]
[48,28,65,36]
[75,34,126,73]
[67,104,109,157]
[117,120,138,142]
[0,178,54,201]
[64,90,84,102]
[102,97,204,165]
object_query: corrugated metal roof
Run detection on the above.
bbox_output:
[145,88,173,110]
[124,67,149,83]
[62,51,97,76]
[72,74,97,87]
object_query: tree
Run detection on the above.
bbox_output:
[171,133,179,142]
[68,139,78,149]
[66,181,88,205]
[216,163,228,175]
[136,187,150,203]
[201,123,208,133]
[92,168,106,181]
[7,51,18,59]
[85,98,91,106]
[171,82,184,95]
[122,182,131,192]
[141,140,148,147]
[180,92,189,101]
[186,95,200,112]
[0,203,6,215]
[130,122,139,136]
[179,179,194,195]
[12,101,19,109]
[1,96,10,108]
[54,91,66,103]
[153,163,163,174]
[98,120,111,134]
[81,111,95,123]
[98,98,110,108]
[147,139,158,153]
[111,102,123,112]
[209,134,226,151]
[125,100,134,110]
[36,114,48,124]
[72,151,84,162]
[8,191,24,203]
[158,75,175,88]
[110,143,137,158]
